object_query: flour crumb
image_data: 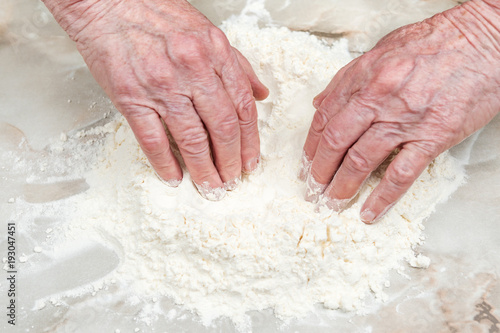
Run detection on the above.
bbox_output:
[410,254,431,269]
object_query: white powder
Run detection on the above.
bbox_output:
[64,13,465,331]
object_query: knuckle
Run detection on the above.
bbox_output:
[209,28,230,51]
[371,57,414,91]
[412,141,439,161]
[160,99,192,119]
[375,192,394,208]
[173,36,206,66]
[345,148,372,174]
[349,98,377,120]
[321,126,346,153]
[388,162,418,188]
[235,94,257,123]
[113,94,153,116]
[172,28,231,68]
[215,114,240,140]
[194,80,219,96]
[115,101,137,116]
[310,109,330,135]
[178,128,210,156]
[140,133,167,157]
[218,158,240,172]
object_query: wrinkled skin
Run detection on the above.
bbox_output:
[302,0,500,223]
[43,0,269,200]
[44,0,499,212]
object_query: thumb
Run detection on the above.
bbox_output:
[232,47,269,101]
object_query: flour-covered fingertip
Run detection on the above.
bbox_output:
[193,181,226,201]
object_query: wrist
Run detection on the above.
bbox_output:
[443,0,500,58]
[41,0,118,41]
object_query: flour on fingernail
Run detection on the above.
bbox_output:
[243,155,261,174]
[305,174,327,203]
[154,171,182,188]
[360,209,377,224]
[316,195,351,212]
[193,181,226,201]
[224,176,241,191]
[298,151,312,181]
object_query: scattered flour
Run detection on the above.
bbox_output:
[63,12,465,331]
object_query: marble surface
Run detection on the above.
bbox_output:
[0,1,499,332]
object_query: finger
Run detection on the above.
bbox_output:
[320,124,400,210]
[312,57,359,109]
[300,88,349,181]
[306,100,375,199]
[300,60,358,180]
[125,111,183,186]
[233,48,269,101]
[360,143,436,224]
[192,77,243,188]
[302,94,348,173]
[220,53,261,173]
[161,98,226,200]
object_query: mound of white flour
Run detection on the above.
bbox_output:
[65,15,465,330]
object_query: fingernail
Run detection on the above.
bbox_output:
[243,155,261,174]
[313,98,320,109]
[305,174,327,203]
[155,171,182,187]
[224,176,241,191]
[298,151,312,181]
[319,196,351,212]
[360,209,377,224]
[193,181,226,201]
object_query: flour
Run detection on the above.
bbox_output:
[63,12,465,331]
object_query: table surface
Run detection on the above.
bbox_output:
[1,1,499,332]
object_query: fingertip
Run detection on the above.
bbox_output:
[155,170,183,188]
[360,144,435,224]
[253,83,270,101]
[193,181,226,201]
[243,155,260,174]
[224,175,241,191]
[312,96,321,109]
[360,209,377,224]
[361,200,396,224]
[319,196,351,212]
[232,47,269,101]
[298,151,312,181]
[305,173,327,203]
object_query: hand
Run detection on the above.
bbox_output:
[301,0,500,223]
[43,0,269,200]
